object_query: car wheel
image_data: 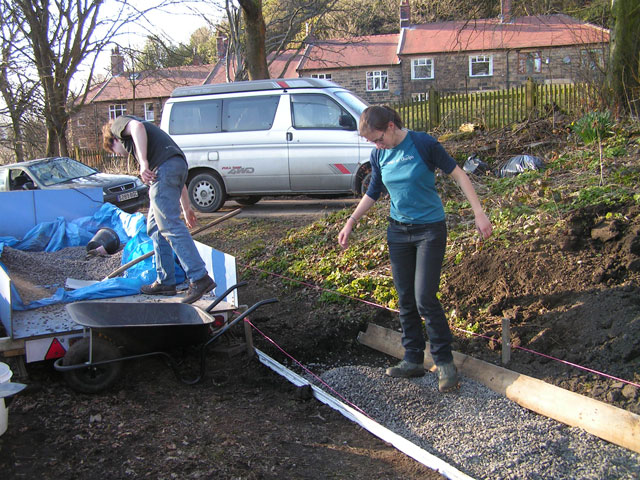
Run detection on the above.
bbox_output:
[62,337,123,394]
[234,196,262,206]
[188,173,226,213]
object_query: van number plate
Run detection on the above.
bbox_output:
[118,191,138,201]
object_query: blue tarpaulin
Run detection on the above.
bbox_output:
[0,203,185,310]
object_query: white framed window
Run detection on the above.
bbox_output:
[144,102,155,121]
[469,55,493,77]
[411,58,434,80]
[109,104,126,120]
[311,73,332,80]
[366,70,388,91]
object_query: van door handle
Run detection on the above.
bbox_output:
[286,132,293,141]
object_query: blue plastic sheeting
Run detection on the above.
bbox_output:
[0,203,186,311]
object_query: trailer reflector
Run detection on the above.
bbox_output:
[25,334,81,363]
[45,338,67,360]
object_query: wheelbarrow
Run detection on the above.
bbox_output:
[54,282,277,393]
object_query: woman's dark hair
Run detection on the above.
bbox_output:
[359,105,403,135]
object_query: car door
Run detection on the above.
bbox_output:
[217,94,290,193]
[286,93,361,192]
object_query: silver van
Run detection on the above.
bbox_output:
[160,78,374,212]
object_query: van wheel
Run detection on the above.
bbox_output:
[356,164,372,196]
[234,196,262,206]
[188,173,226,213]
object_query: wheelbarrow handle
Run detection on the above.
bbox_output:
[204,297,278,347]
[205,281,248,313]
[180,298,279,385]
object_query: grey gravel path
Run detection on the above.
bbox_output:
[320,366,640,480]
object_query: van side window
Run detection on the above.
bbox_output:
[291,94,354,129]
[169,99,222,135]
[222,95,279,132]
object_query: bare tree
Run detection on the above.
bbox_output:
[209,0,337,81]
[608,0,640,114]
[237,0,269,79]
[0,0,42,162]
[10,0,179,158]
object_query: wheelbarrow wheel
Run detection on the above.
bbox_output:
[62,337,123,393]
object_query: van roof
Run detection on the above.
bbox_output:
[170,77,340,98]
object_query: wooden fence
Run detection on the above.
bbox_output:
[388,81,601,132]
[72,147,132,174]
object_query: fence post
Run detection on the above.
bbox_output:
[428,86,440,131]
[525,77,537,115]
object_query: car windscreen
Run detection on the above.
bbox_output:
[29,158,98,186]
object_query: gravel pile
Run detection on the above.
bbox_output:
[1,246,122,303]
[319,366,640,479]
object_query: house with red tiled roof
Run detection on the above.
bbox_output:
[297,8,608,103]
[70,48,214,149]
[394,13,609,99]
[69,1,609,150]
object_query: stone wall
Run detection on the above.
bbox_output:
[398,44,606,97]
[70,99,166,151]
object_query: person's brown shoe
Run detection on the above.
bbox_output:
[181,275,216,304]
[140,281,176,296]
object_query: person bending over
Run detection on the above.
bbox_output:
[103,115,215,304]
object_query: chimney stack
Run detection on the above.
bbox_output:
[110,46,124,76]
[400,0,411,29]
[500,0,512,23]
[216,35,228,61]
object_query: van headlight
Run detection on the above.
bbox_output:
[134,178,144,187]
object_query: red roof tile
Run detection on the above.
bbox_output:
[205,50,304,85]
[300,34,400,70]
[400,14,608,54]
[86,64,213,103]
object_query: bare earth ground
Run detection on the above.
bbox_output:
[2,117,640,478]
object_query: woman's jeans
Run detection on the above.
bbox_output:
[147,157,207,285]
[387,220,453,366]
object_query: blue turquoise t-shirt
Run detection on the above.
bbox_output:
[366,130,457,224]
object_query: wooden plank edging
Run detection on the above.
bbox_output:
[357,323,640,454]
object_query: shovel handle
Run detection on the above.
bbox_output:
[104,208,243,279]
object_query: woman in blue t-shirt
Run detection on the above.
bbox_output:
[338,106,492,392]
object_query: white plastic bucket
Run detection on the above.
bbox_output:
[0,362,13,436]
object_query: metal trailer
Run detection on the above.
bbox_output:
[0,188,244,387]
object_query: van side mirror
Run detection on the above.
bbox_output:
[339,114,356,130]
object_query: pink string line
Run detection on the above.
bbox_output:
[454,328,640,389]
[241,263,639,389]
[244,317,372,419]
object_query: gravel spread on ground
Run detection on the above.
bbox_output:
[320,365,640,480]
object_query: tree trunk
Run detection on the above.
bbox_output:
[608,0,640,113]
[238,0,269,80]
